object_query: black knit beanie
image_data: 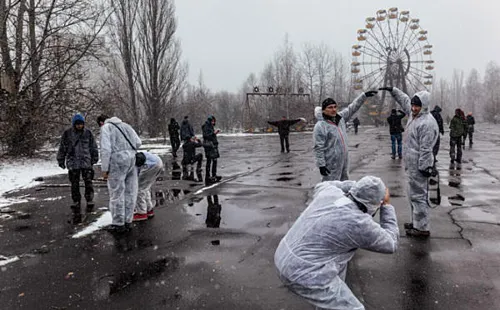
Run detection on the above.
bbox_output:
[322,98,337,110]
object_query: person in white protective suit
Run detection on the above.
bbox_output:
[274,176,399,310]
[133,151,164,221]
[98,115,142,234]
[313,91,378,181]
[379,87,439,238]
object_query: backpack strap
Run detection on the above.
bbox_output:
[109,122,136,151]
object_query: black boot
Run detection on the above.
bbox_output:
[71,202,82,225]
[86,202,95,213]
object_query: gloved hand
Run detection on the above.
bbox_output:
[58,162,66,169]
[319,166,330,176]
[364,90,378,97]
[379,87,393,92]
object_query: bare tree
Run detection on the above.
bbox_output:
[0,0,110,155]
[464,68,482,118]
[135,0,185,137]
[108,0,140,129]
[483,61,500,122]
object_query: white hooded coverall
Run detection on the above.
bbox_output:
[100,117,142,226]
[136,152,163,214]
[388,88,439,231]
[313,93,368,181]
[274,177,399,309]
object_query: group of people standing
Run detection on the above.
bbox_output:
[168,115,222,185]
[448,108,475,164]
[57,114,163,233]
[384,100,476,167]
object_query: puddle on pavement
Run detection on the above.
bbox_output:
[94,257,181,299]
[459,207,500,224]
[272,172,293,176]
[275,177,295,182]
[185,195,266,229]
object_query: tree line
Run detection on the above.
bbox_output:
[0,1,498,156]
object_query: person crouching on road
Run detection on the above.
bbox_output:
[274,176,399,310]
[182,136,204,175]
[133,151,164,221]
[379,87,438,238]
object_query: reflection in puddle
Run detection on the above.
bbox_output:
[95,257,181,299]
[185,195,265,229]
[276,177,295,182]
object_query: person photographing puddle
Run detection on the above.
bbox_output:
[274,176,399,310]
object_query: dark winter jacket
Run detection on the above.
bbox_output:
[57,118,98,170]
[386,110,406,135]
[202,118,220,159]
[168,119,180,140]
[466,115,475,133]
[180,118,195,141]
[182,140,203,165]
[450,115,465,138]
[353,118,360,126]
[431,106,444,135]
[267,119,301,136]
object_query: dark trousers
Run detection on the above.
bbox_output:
[450,136,462,162]
[354,125,359,134]
[183,153,203,171]
[280,134,290,152]
[206,158,217,178]
[433,136,441,157]
[68,169,94,204]
[467,132,473,144]
[171,137,180,156]
[390,133,402,157]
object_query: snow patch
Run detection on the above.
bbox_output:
[0,255,20,266]
[42,196,63,201]
[72,211,112,238]
[0,158,64,207]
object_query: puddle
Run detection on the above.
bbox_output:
[276,177,295,182]
[185,195,266,229]
[94,257,181,299]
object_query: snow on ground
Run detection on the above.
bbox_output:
[72,211,112,238]
[0,255,20,267]
[0,158,64,207]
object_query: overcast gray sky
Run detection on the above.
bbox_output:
[176,0,499,92]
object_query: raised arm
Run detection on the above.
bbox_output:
[390,87,411,116]
[350,204,399,254]
[338,92,367,122]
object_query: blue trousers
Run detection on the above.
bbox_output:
[391,133,402,157]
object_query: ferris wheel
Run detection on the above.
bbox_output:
[351,8,434,100]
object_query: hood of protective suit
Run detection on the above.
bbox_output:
[348,176,386,215]
[105,116,123,125]
[314,106,324,121]
[413,91,431,116]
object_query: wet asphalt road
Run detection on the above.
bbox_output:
[1,125,500,310]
